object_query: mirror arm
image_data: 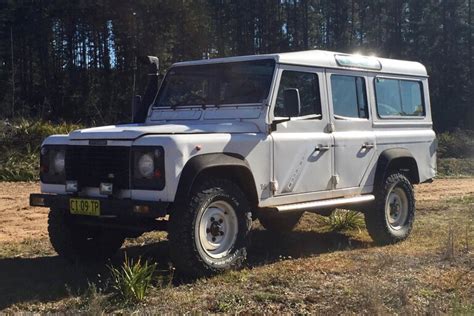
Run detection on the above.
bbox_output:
[270,117,291,132]
[132,95,142,123]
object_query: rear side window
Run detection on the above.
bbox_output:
[331,75,368,119]
[275,70,322,117]
[375,78,425,117]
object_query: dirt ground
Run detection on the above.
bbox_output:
[0,178,472,313]
[1,179,472,243]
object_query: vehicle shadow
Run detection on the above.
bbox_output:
[0,229,369,310]
[247,229,368,266]
[0,241,170,311]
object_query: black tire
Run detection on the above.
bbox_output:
[168,178,252,277]
[365,172,415,245]
[258,211,303,232]
[48,208,125,261]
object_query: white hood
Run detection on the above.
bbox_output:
[68,122,260,140]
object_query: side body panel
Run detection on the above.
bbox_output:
[270,65,334,196]
[325,69,377,190]
[363,74,436,188]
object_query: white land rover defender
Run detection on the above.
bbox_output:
[30,50,437,277]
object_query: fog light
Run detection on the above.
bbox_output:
[133,205,150,214]
[100,182,113,195]
[66,180,78,193]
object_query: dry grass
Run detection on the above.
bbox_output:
[0,178,473,314]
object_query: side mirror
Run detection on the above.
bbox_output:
[283,88,301,117]
[132,95,142,123]
[138,55,159,75]
[132,55,160,123]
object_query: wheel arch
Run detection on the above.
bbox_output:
[175,153,258,209]
[374,148,420,186]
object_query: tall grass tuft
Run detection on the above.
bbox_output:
[319,209,365,232]
[108,254,157,303]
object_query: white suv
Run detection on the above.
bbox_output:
[30,50,437,277]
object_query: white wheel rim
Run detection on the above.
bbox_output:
[196,200,238,259]
[385,186,409,230]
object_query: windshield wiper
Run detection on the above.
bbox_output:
[169,103,208,110]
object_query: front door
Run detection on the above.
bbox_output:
[326,70,376,190]
[271,65,333,196]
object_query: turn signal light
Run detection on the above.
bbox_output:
[154,169,162,178]
[30,195,45,206]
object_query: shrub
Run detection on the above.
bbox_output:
[108,255,157,303]
[0,144,38,181]
[0,119,82,147]
[437,130,474,159]
[437,158,474,177]
[0,119,83,181]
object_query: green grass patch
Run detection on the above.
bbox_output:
[210,293,246,313]
[0,238,53,259]
[445,194,474,205]
[252,291,284,303]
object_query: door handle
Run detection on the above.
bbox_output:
[362,143,375,149]
[315,145,330,152]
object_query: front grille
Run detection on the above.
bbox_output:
[65,146,130,189]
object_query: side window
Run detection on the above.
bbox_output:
[400,81,425,116]
[331,75,368,119]
[274,71,321,117]
[375,78,425,117]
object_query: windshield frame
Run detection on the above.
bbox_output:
[152,58,277,109]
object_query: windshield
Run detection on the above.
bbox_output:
[154,59,275,107]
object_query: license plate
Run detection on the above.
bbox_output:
[70,198,100,216]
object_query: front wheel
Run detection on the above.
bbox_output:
[365,172,415,245]
[168,178,252,277]
[48,208,125,261]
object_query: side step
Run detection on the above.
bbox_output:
[275,195,375,212]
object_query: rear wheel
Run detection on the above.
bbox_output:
[48,208,125,261]
[365,172,415,245]
[258,211,303,232]
[168,178,252,277]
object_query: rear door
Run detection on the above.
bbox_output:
[326,70,376,190]
[271,65,333,195]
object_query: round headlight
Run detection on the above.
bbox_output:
[53,150,65,173]
[138,153,154,178]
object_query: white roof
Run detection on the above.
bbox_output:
[172,49,428,77]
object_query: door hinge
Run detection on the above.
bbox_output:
[326,123,335,133]
[331,175,340,188]
[270,180,279,193]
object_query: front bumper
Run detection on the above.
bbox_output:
[30,193,169,219]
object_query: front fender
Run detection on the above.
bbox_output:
[175,153,256,204]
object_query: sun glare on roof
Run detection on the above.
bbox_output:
[335,54,382,70]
